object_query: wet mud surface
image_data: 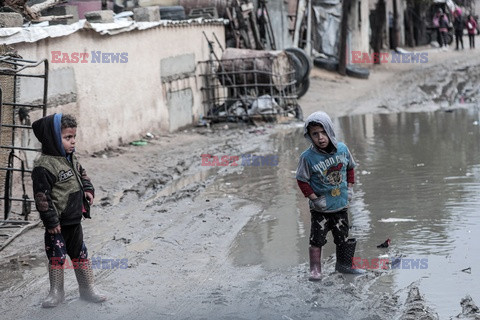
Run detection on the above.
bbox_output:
[1,48,480,319]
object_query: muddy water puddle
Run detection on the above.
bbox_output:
[204,107,480,318]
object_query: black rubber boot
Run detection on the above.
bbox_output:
[309,246,322,281]
[42,264,65,308]
[335,238,365,274]
[74,259,107,303]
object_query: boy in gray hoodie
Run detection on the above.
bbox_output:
[296,111,363,280]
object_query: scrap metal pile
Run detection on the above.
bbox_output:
[224,0,275,51]
[199,45,308,123]
[199,1,310,123]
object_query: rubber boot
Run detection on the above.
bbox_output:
[74,259,107,303]
[309,246,322,281]
[335,238,365,274]
[42,264,65,308]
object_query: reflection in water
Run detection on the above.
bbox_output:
[204,127,310,269]
[205,107,480,318]
[339,108,480,318]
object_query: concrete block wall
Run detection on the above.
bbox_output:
[160,53,196,130]
[12,22,225,153]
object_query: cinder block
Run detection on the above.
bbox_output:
[0,13,23,28]
[84,10,115,23]
[41,5,79,25]
[138,0,176,7]
[133,6,160,22]
[188,7,218,19]
[161,54,196,81]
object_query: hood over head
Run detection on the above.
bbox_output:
[32,113,66,157]
[303,111,338,151]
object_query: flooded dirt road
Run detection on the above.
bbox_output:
[1,48,480,319]
[224,107,480,319]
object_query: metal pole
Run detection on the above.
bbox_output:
[305,0,312,57]
[43,59,49,116]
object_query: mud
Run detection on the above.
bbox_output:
[1,47,480,319]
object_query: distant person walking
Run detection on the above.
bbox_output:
[432,9,442,47]
[466,14,477,48]
[388,11,395,49]
[453,10,464,50]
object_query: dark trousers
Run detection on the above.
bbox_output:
[44,224,88,265]
[469,34,475,48]
[439,31,449,47]
[310,208,349,247]
[455,32,464,49]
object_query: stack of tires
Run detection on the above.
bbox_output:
[313,56,370,79]
[285,48,312,99]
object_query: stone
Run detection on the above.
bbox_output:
[133,6,160,22]
[0,13,23,28]
[84,10,114,23]
[41,5,79,26]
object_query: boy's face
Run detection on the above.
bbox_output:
[309,125,330,150]
[61,127,77,154]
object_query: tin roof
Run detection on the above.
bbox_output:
[0,17,228,45]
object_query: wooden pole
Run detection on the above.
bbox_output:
[338,0,352,75]
[33,15,74,22]
[29,0,62,15]
[373,0,386,64]
[293,0,306,47]
[392,0,398,50]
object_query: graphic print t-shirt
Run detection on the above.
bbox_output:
[296,142,355,212]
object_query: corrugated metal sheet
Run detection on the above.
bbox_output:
[0,18,227,45]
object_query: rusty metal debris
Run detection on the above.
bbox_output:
[0,53,47,220]
[0,52,46,252]
[200,34,302,123]
[224,0,275,50]
[0,0,71,22]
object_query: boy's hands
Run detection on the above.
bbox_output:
[85,191,94,205]
[48,225,61,234]
[347,183,354,202]
[310,196,327,212]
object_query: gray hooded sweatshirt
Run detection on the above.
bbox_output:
[296,111,355,212]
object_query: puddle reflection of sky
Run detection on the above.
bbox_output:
[210,108,480,319]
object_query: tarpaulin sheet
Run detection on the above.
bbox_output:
[313,2,342,57]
